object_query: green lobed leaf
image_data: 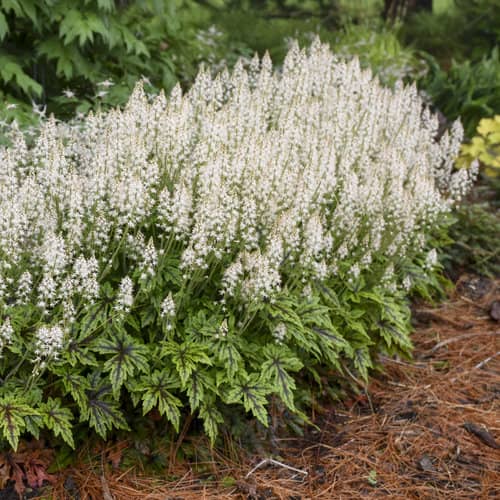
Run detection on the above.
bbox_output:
[353,347,373,382]
[95,330,149,397]
[57,369,91,413]
[161,340,212,385]
[82,372,129,439]
[139,370,182,431]
[39,397,75,448]
[0,396,39,450]
[261,344,302,410]
[199,402,224,445]
[225,374,270,427]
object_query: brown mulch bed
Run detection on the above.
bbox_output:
[40,277,500,499]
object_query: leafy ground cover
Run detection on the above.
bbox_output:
[2,274,496,498]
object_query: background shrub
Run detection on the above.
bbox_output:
[419,49,500,138]
[0,0,223,121]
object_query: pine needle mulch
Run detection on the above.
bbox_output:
[49,276,500,499]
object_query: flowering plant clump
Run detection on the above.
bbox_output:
[0,40,475,449]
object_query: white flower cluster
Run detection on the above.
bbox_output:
[273,322,287,344]
[115,276,134,314]
[0,40,474,356]
[0,317,14,357]
[34,324,65,365]
[160,292,176,319]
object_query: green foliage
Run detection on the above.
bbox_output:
[458,116,500,177]
[38,397,75,449]
[420,49,500,137]
[0,0,224,122]
[215,7,423,88]
[0,255,430,449]
[0,397,39,450]
[401,0,500,64]
[135,370,182,431]
[330,22,428,86]
[445,202,500,278]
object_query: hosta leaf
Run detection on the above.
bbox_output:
[39,398,74,448]
[261,345,302,410]
[139,370,182,431]
[161,340,212,385]
[0,396,38,450]
[226,374,270,426]
[96,331,149,397]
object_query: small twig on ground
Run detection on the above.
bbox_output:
[429,331,499,353]
[245,458,308,479]
[100,475,114,500]
[473,351,500,370]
